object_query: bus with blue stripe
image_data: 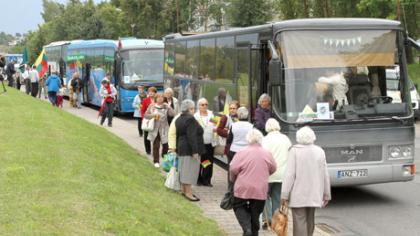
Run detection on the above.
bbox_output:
[59,38,163,113]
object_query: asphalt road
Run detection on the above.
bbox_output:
[315,124,420,236]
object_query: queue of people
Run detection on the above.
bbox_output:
[7,67,331,235]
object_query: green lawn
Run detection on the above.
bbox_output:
[0,89,224,235]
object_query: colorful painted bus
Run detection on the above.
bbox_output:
[45,38,164,113]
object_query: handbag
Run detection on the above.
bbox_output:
[220,191,234,210]
[271,203,288,236]
[213,135,226,156]
[141,118,155,131]
[164,166,181,191]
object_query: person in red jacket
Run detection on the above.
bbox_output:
[141,87,157,155]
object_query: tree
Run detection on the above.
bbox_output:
[227,0,273,27]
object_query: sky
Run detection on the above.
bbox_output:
[0,0,105,35]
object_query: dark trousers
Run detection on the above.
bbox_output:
[7,74,13,87]
[198,144,214,185]
[233,197,266,236]
[100,102,114,126]
[31,82,39,97]
[48,91,57,106]
[144,131,151,154]
[24,79,31,94]
[137,117,143,136]
[227,151,236,191]
[16,77,21,90]
[152,132,168,163]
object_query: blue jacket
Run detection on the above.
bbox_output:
[46,75,61,92]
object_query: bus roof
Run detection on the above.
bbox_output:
[273,18,401,31]
[164,18,401,41]
[44,41,71,48]
[119,38,164,50]
[67,39,117,50]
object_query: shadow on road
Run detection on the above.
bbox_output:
[328,186,396,207]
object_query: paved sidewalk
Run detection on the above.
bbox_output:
[36,92,328,236]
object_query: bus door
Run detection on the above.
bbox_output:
[82,63,91,103]
[236,43,260,121]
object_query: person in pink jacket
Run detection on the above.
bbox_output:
[229,129,277,236]
[281,126,331,236]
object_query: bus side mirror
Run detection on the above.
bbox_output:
[269,59,282,86]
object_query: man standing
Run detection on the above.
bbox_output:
[38,74,48,99]
[6,60,16,87]
[45,71,61,106]
[22,65,31,95]
[29,65,39,97]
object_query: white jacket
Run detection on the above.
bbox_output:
[99,84,117,104]
[262,131,292,183]
[194,110,216,145]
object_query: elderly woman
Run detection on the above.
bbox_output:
[99,78,117,127]
[144,93,175,167]
[254,93,272,135]
[194,98,216,186]
[261,118,292,229]
[230,129,276,236]
[216,100,240,156]
[225,107,253,191]
[176,99,206,201]
[164,87,179,124]
[281,126,331,236]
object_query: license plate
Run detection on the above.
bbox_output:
[337,169,368,178]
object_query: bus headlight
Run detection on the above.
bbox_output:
[388,145,414,159]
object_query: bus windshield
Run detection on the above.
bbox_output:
[121,49,163,84]
[274,29,410,123]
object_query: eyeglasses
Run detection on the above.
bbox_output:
[229,107,237,110]
[200,104,208,106]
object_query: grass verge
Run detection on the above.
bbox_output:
[0,89,224,235]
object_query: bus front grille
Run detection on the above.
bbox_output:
[324,145,382,164]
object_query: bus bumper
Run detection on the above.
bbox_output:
[329,163,415,186]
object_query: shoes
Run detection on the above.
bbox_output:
[203,183,213,187]
[108,124,112,127]
[146,151,151,155]
[154,163,160,168]
[182,193,200,201]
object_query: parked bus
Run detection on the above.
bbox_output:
[59,38,163,113]
[164,18,416,186]
[44,41,71,85]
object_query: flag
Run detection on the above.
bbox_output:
[201,160,212,168]
[34,48,48,77]
[22,48,28,65]
[20,48,28,73]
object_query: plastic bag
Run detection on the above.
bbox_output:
[162,152,177,172]
[164,166,181,191]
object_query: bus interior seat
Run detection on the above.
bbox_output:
[348,74,371,106]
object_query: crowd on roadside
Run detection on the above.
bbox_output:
[1,55,331,235]
[133,86,332,236]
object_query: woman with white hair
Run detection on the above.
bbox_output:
[194,98,216,186]
[281,126,331,236]
[261,118,292,229]
[164,87,179,124]
[254,93,272,135]
[175,99,206,201]
[229,129,277,236]
[224,107,254,199]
